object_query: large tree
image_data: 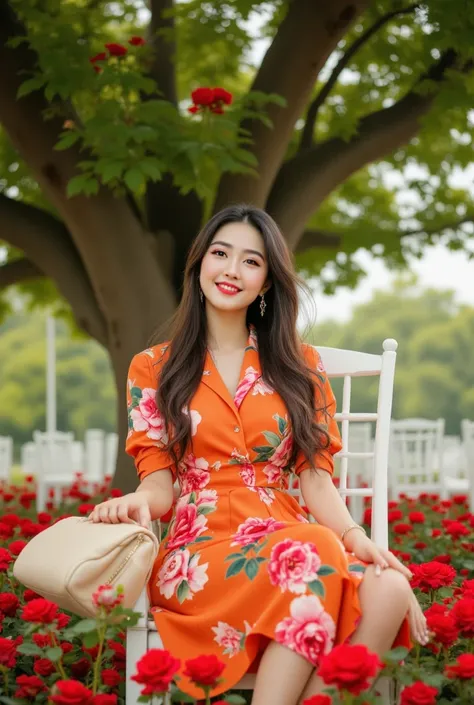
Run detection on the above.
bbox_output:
[1,0,473,490]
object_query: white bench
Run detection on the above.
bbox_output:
[126,339,399,704]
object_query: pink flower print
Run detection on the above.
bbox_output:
[316,357,326,373]
[166,502,207,550]
[231,517,285,547]
[211,622,243,658]
[234,366,260,408]
[257,487,275,505]
[157,549,209,600]
[239,462,256,489]
[263,432,293,484]
[275,594,335,665]
[180,455,210,493]
[182,408,201,435]
[194,489,218,511]
[248,326,258,349]
[263,463,283,485]
[297,513,310,524]
[252,378,274,396]
[268,539,322,594]
[130,387,168,443]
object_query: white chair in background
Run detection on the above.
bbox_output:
[21,442,38,476]
[71,441,85,474]
[460,419,474,509]
[389,418,445,499]
[104,432,119,479]
[0,436,13,482]
[126,339,399,705]
[84,429,105,484]
[33,430,76,512]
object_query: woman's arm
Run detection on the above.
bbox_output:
[136,470,174,521]
[299,468,361,551]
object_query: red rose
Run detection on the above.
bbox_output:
[131,648,180,695]
[388,500,399,508]
[432,554,451,564]
[410,561,456,593]
[92,696,117,705]
[0,522,14,539]
[37,512,52,524]
[445,521,469,539]
[24,589,41,602]
[8,539,27,555]
[191,87,215,106]
[89,52,107,64]
[22,598,60,624]
[212,87,233,105]
[363,508,372,525]
[393,523,412,535]
[101,669,122,687]
[1,513,20,527]
[129,36,146,46]
[425,612,459,647]
[71,657,91,678]
[34,658,56,677]
[302,696,333,705]
[408,511,425,524]
[461,579,474,598]
[57,612,71,629]
[14,674,47,699]
[0,636,23,667]
[451,598,474,637]
[445,653,474,679]
[110,488,123,498]
[50,679,93,705]
[105,43,127,57]
[184,654,226,688]
[0,547,13,572]
[0,593,19,616]
[78,503,95,515]
[400,681,438,705]
[317,643,382,695]
[108,640,126,669]
[414,542,427,550]
[431,528,442,537]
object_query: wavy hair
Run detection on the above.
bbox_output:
[150,204,329,470]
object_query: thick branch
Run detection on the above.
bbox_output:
[299,3,420,150]
[295,217,474,255]
[213,0,370,211]
[268,50,460,247]
[0,194,108,344]
[148,0,177,105]
[0,257,43,288]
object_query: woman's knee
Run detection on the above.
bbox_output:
[363,566,412,606]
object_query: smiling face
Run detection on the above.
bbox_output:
[199,221,270,314]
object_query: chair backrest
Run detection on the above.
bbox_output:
[289,339,398,549]
[33,431,75,478]
[461,419,474,465]
[0,436,13,480]
[105,433,119,478]
[389,418,445,491]
[21,442,38,476]
[84,429,105,482]
[442,434,464,478]
[71,441,85,474]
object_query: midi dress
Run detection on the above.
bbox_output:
[126,328,411,698]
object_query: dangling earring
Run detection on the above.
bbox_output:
[260,293,266,317]
[200,288,204,303]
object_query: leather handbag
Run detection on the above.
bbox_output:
[13,516,159,618]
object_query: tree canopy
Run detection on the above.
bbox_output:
[1,0,473,487]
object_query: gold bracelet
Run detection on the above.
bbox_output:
[340,524,367,544]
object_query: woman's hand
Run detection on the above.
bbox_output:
[408,590,430,645]
[345,531,413,581]
[88,492,152,529]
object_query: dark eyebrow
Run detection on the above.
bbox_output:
[211,240,265,260]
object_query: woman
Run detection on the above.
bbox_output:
[90,204,428,704]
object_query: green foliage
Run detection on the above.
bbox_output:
[307,280,474,433]
[0,312,115,454]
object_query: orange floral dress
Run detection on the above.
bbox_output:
[126,329,411,698]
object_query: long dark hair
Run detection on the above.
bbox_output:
[151,204,329,470]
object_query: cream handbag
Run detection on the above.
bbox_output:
[13,516,159,618]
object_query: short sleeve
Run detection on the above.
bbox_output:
[293,345,342,477]
[125,350,176,482]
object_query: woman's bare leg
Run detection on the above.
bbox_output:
[298,566,412,702]
[250,640,314,705]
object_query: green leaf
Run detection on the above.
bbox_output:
[317,565,336,577]
[140,159,163,181]
[45,646,63,662]
[0,697,21,705]
[72,618,99,634]
[124,167,145,192]
[17,76,45,98]
[55,131,81,151]
[276,415,287,435]
[170,690,195,703]
[67,174,95,198]
[83,631,100,648]
[244,558,259,580]
[193,535,213,541]
[256,556,267,563]
[223,695,247,704]
[225,552,245,561]
[16,642,43,656]
[383,646,409,663]
[307,580,325,598]
[226,558,246,578]
[100,161,124,184]
[176,580,189,603]
[262,431,281,447]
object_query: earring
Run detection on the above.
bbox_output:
[260,293,266,317]
[200,288,204,303]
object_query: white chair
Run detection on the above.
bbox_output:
[461,419,474,509]
[104,432,119,479]
[71,441,85,474]
[126,340,399,705]
[0,436,13,482]
[21,442,38,476]
[33,430,76,512]
[84,429,106,484]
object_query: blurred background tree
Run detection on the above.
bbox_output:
[1,0,473,487]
